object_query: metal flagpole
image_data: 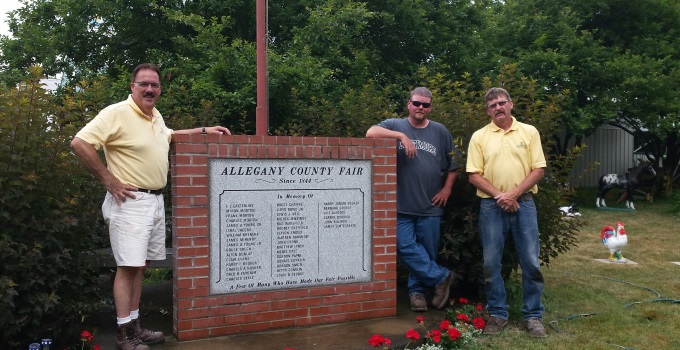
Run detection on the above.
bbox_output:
[255,0,269,135]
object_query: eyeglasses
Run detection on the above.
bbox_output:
[487,100,509,109]
[410,100,432,108]
[134,81,161,89]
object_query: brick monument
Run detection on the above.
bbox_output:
[170,134,397,341]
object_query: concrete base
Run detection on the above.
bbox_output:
[91,282,448,350]
[595,258,638,265]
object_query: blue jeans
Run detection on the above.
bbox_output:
[397,214,449,296]
[479,198,544,320]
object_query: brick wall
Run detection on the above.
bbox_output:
[170,134,397,341]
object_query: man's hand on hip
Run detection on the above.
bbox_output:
[105,178,139,206]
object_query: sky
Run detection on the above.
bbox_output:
[1,0,23,37]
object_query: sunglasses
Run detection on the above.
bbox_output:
[410,100,432,108]
[486,100,509,109]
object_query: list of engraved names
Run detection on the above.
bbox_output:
[274,201,308,279]
[221,203,262,284]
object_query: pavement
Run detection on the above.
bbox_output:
[92,281,450,350]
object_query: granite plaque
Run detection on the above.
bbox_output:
[209,159,373,294]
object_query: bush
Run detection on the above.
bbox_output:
[0,67,109,348]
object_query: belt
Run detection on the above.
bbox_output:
[136,188,164,195]
[518,193,533,202]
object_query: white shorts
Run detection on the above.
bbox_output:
[102,191,166,267]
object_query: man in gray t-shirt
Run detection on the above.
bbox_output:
[366,87,458,312]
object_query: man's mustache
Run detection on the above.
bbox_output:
[143,92,155,98]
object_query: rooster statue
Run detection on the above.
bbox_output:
[601,221,627,262]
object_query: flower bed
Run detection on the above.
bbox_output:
[369,298,486,350]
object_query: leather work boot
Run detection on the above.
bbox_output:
[524,317,547,338]
[431,271,455,309]
[117,321,150,350]
[482,316,508,335]
[409,293,428,312]
[132,318,166,345]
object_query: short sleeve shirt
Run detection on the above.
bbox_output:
[466,116,546,198]
[376,118,458,216]
[75,95,173,189]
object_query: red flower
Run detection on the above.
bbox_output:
[368,334,390,347]
[458,297,469,305]
[447,327,462,341]
[473,317,486,329]
[439,320,452,330]
[80,330,93,342]
[415,315,425,324]
[456,313,470,323]
[426,329,442,343]
[406,329,420,340]
[93,346,101,350]
[476,304,484,311]
[368,335,384,347]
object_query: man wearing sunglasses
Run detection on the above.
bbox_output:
[466,87,547,338]
[366,87,458,312]
[71,63,231,350]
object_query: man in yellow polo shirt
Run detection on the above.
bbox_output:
[466,87,548,338]
[71,63,230,350]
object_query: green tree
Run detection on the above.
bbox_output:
[482,0,617,157]
[483,0,680,186]
[1,0,186,79]
[1,0,491,132]
[585,0,680,178]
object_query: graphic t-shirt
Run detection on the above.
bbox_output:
[376,118,458,216]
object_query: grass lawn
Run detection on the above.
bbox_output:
[476,188,680,350]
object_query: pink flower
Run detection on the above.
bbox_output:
[439,320,452,330]
[458,298,469,305]
[456,313,470,323]
[406,329,420,340]
[447,327,462,341]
